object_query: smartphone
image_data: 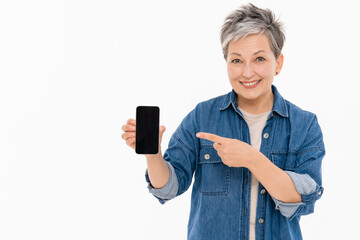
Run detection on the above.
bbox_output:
[135,106,159,154]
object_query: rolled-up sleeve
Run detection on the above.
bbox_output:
[271,171,322,220]
[272,115,325,220]
[145,161,179,204]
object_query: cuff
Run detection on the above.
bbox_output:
[285,171,317,195]
[271,197,305,219]
[145,161,179,204]
[272,171,319,220]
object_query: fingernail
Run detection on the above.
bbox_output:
[196,133,201,137]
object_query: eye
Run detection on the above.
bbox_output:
[256,57,265,62]
[231,59,241,63]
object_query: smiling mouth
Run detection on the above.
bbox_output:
[240,79,261,87]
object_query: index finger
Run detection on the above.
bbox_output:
[196,132,226,143]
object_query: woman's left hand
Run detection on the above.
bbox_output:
[196,132,258,168]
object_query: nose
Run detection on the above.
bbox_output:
[242,63,254,79]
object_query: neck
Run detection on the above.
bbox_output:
[237,91,274,114]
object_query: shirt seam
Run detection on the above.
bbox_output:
[174,131,196,153]
[296,146,325,156]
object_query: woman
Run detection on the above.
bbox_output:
[122,4,325,240]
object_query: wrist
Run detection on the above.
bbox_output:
[246,149,264,171]
[146,152,163,162]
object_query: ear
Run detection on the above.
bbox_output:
[275,53,284,75]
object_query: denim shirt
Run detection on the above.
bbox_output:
[145,85,325,240]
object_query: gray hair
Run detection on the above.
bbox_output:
[220,4,285,59]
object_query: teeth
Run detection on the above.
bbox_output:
[242,80,261,86]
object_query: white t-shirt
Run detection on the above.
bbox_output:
[239,107,271,240]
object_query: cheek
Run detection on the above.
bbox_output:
[227,65,241,80]
[256,64,275,78]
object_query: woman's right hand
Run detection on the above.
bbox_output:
[121,118,166,158]
[122,118,169,188]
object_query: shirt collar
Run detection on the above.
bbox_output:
[219,85,289,118]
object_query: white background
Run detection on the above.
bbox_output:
[0,0,359,239]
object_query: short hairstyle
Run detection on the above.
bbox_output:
[220,3,285,60]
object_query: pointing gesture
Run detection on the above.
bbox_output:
[196,132,227,145]
[196,132,258,168]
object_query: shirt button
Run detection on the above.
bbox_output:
[258,218,264,224]
[263,133,269,139]
[260,189,266,194]
[204,154,210,160]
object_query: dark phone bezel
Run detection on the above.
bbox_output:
[135,106,159,154]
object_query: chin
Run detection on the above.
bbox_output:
[240,92,261,100]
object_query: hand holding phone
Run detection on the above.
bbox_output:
[121,107,168,188]
[121,106,165,156]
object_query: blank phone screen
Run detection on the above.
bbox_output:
[135,106,159,154]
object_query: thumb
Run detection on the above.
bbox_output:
[159,125,166,142]
[156,126,166,154]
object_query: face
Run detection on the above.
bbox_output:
[226,34,283,108]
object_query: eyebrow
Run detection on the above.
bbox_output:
[229,50,267,57]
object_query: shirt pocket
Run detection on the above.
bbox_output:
[271,152,297,171]
[199,147,230,195]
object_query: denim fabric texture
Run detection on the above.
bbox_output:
[145,85,325,240]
